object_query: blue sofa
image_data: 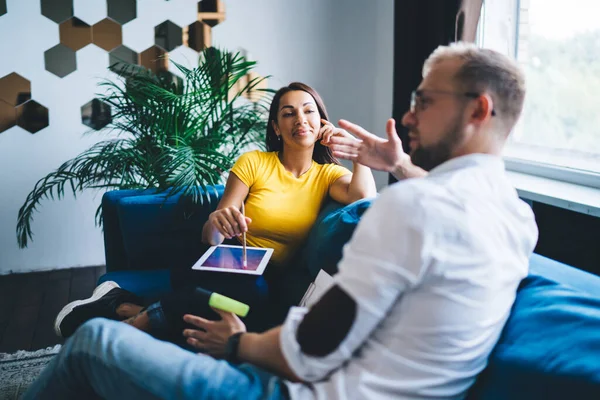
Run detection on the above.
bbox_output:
[99,186,600,399]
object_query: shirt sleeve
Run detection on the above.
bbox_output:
[230,150,261,187]
[323,163,351,187]
[279,183,434,381]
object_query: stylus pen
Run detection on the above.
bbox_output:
[241,202,247,268]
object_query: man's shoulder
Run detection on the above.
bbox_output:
[380,178,447,210]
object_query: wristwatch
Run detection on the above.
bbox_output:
[225,332,244,363]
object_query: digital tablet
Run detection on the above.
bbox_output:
[191,244,273,275]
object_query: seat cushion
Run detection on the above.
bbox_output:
[301,198,374,278]
[98,269,172,301]
[468,254,600,399]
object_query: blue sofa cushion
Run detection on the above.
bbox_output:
[468,254,600,399]
[301,198,374,278]
[98,269,172,301]
[116,186,224,271]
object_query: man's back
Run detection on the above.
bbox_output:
[286,154,538,400]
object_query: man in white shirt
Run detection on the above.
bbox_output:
[25,42,538,400]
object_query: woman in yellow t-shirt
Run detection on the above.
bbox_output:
[202,82,376,270]
[53,83,376,339]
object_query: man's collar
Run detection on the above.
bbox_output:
[428,154,505,176]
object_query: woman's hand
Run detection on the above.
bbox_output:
[207,206,252,240]
[319,119,358,145]
[183,310,247,358]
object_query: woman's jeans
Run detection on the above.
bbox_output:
[23,318,289,400]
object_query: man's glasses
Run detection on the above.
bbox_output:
[410,90,496,116]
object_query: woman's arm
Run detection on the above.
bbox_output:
[328,162,377,205]
[201,173,251,245]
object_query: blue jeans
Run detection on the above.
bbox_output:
[23,318,289,400]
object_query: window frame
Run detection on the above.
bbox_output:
[480,0,600,188]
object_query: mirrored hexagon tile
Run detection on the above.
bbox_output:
[0,73,31,106]
[41,0,74,24]
[60,17,92,51]
[16,100,49,134]
[44,44,77,78]
[107,0,136,25]
[154,20,182,52]
[92,18,122,51]
[184,21,211,52]
[81,99,111,130]
[140,45,168,74]
[109,45,139,71]
[197,0,226,27]
[0,100,16,133]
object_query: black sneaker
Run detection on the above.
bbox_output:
[54,281,144,338]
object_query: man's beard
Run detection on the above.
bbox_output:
[410,116,464,172]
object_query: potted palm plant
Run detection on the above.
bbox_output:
[17,47,272,248]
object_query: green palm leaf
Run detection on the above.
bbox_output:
[17,47,273,248]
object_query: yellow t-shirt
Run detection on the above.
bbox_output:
[231,150,350,267]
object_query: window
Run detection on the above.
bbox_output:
[479,0,600,186]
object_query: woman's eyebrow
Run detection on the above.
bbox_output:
[279,102,316,112]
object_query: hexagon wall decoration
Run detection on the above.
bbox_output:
[197,0,226,27]
[44,44,77,78]
[0,100,16,133]
[0,0,7,17]
[109,45,139,70]
[155,20,182,52]
[107,0,136,25]
[140,45,168,74]
[0,73,31,106]
[184,21,211,52]
[16,100,49,134]
[41,0,73,24]
[59,17,92,51]
[92,18,122,51]
[81,99,111,130]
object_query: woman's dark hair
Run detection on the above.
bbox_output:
[266,82,340,165]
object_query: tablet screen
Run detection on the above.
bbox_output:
[191,245,273,275]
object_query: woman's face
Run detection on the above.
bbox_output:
[272,90,321,150]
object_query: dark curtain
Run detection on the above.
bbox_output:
[390,0,483,184]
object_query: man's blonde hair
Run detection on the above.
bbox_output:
[423,42,526,135]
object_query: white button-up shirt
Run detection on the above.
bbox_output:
[280,154,538,400]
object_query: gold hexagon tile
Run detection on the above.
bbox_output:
[184,21,211,52]
[140,45,168,74]
[0,100,16,133]
[0,73,31,107]
[92,18,122,52]
[197,0,225,27]
[60,17,92,51]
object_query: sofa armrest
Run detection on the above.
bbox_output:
[103,186,224,272]
[102,188,158,272]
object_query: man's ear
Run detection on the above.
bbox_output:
[473,94,494,121]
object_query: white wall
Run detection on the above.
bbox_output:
[0,0,393,274]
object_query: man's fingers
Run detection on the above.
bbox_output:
[329,143,359,156]
[187,337,202,349]
[183,328,207,341]
[338,119,377,142]
[183,314,212,329]
[211,307,236,322]
[332,150,358,161]
[327,135,362,148]
[386,118,400,143]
